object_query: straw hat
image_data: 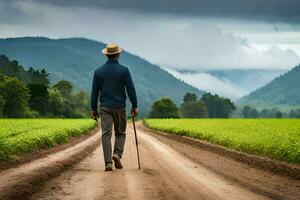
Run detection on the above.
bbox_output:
[102,43,122,55]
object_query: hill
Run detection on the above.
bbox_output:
[166,68,285,100]
[0,37,203,116]
[238,65,300,107]
[0,54,49,85]
[208,69,285,93]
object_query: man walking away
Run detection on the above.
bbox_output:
[90,43,138,171]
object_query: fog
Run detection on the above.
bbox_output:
[165,68,248,100]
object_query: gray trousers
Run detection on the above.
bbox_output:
[99,107,127,165]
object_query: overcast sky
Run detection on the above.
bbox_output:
[3,0,300,22]
[1,0,300,70]
[0,0,300,99]
[1,0,300,98]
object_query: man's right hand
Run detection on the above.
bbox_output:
[90,110,99,121]
[131,108,138,118]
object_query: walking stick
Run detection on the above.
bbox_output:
[132,116,141,170]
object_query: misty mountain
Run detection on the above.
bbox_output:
[238,65,300,107]
[167,68,285,100]
[208,69,286,92]
[0,37,203,116]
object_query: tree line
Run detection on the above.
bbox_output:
[0,55,89,118]
[150,92,235,118]
[239,106,300,118]
[149,93,300,119]
[1,54,298,119]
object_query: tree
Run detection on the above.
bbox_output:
[201,93,235,118]
[249,108,259,118]
[242,106,259,118]
[150,97,179,118]
[28,84,49,115]
[0,81,5,117]
[260,108,271,118]
[289,109,300,118]
[53,80,73,97]
[0,95,5,117]
[242,106,251,118]
[0,55,91,118]
[31,69,50,86]
[275,111,283,118]
[0,74,6,117]
[0,55,51,85]
[271,108,282,118]
[183,92,197,104]
[71,91,89,118]
[47,82,90,118]
[181,100,208,118]
[2,78,30,117]
[52,81,75,117]
[40,69,50,86]
[48,88,65,117]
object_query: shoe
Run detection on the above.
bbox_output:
[105,163,113,171]
[112,154,123,169]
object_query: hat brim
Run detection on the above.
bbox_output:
[102,47,122,55]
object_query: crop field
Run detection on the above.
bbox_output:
[0,119,97,161]
[144,119,300,163]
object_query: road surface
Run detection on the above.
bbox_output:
[31,123,299,200]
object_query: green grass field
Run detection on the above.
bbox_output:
[144,119,300,163]
[0,119,97,161]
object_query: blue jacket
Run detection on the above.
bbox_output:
[91,59,137,110]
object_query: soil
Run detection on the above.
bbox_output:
[0,127,100,171]
[26,122,300,200]
[141,123,300,179]
[0,128,100,200]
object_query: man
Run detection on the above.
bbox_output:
[90,43,138,171]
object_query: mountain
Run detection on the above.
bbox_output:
[166,68,285,100]
[0,54,50,85]
[208,69,286,93]
[0,37,203,116]
[238,65,300,107]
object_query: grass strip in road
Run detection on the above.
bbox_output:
[0,119,97,161]
[144,119,300,164]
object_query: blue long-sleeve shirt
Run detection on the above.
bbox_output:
[91,59,137,111]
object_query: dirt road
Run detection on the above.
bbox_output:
[31,123,299,200]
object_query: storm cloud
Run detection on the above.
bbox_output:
[0,0,299,70]
[1,0,300,98]
[4,0,300,23]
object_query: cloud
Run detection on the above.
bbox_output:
[120,22,300,70]
[4,0,300,23]
[164,68,248,100]
[0,1,28,24]
[0,1,48,25]
[1,1,299,99]
[0,1,299,71]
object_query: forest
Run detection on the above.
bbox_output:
[150,92,300,118]
[150,92,236,118]
[0,37,203,116]
[1,54,299,119]
[0,55,89,118]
